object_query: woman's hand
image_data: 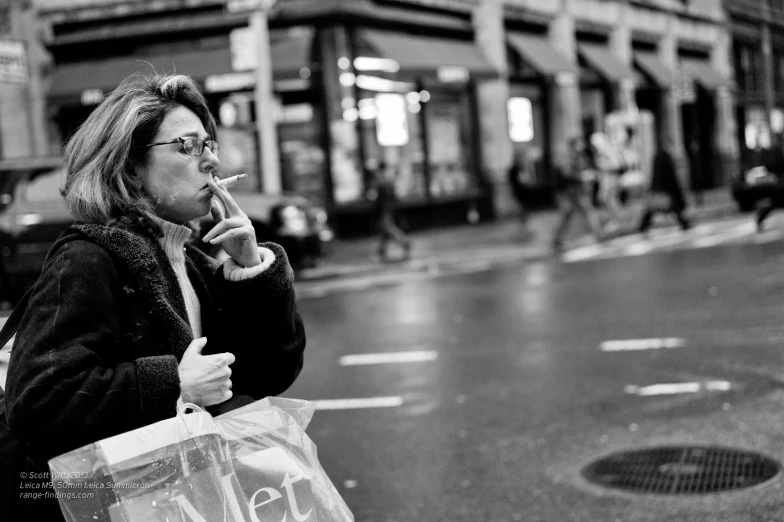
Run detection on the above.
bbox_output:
[203,175,261,267]
[178,337,235,407]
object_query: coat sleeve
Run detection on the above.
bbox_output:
[5,240,180,458]
[210,242,306,401]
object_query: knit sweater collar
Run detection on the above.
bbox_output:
[154,218,192,263]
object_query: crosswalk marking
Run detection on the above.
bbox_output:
[601,338,686,351]
[339,351,438,366]
[624,381,732,396]
[312,396,404,410]
[563,217,783,263]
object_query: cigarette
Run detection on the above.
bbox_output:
[217,173,248,188]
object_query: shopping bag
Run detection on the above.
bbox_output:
[48,398,353,522]
[215,397,354,522]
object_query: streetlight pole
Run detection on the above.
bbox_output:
[251,0,281,194]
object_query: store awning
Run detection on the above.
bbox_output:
[270,31,314,77]
[360,29,496,77]
[49,47,234,100]
[49,33,315,101]
[680,59,729,89]
[578,44,634,81]
[507,34,577,76]
[633,52,673,88]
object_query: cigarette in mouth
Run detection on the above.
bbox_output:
[217,173,248,188]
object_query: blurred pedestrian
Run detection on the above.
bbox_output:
[508,150,530,223]
[0,72,306,521]
[551,137,605,254]
[372,162,411,262]
[638,136,690,233]
[755,134,784,232]
[590,132,624,232]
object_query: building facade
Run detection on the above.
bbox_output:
[724,0,784,173]
[7,0,740,235]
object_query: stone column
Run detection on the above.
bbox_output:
[659,13,689,192]
[548,0,580,171]
[610,0,634,111]
[472,0,515,217]
[712,23,739,187]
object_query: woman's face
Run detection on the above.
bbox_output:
[135,105,219,224]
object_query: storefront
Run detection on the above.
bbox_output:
[505,31,577,207]
[320,26,496,234]
[43,2,496,236]
[675,50,726,191]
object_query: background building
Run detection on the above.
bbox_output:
[3,0,742,235]
[724,0,784,173]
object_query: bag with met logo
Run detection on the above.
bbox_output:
[47,397,354,522]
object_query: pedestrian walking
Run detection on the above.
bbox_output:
[638,136,691,233]
[755,134,784,232]
[0,72,306,521]
[508,150,530,223]
[551,137,605,253]
[590,132,625,232]
[372,162,411,261]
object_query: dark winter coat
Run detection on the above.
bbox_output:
[650,148,686,211]
[2,223,306,520]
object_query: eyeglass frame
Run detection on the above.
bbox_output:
[144,136,219,157]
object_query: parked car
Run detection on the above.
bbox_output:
[0,158,333,305]
[0,157,70,306]
[196,191,334,270]
[731,165,778,212]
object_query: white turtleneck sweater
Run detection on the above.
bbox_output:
[155,218,275,338]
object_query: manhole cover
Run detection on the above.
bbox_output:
[582,446,780,494]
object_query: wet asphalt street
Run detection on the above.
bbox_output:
[286,227,784,522]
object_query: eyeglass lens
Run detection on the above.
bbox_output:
[183,138,219,157]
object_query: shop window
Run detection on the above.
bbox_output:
[279,102,327,206]
[426,88,476,198]
[734,41,764,93]
[359,89,427,201]
[508,84,546,187]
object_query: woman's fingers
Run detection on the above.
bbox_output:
[208,175,242,216]
[207,226,253,246]
[202,217,251,243]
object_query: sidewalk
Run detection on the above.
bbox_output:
[297,188,741,282]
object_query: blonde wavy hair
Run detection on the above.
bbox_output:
[61,73,217,234]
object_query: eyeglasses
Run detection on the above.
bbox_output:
[145,137,219,157]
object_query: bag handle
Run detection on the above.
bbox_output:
[0,287,33,393]
[0,287,32,354]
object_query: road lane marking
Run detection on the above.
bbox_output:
[339,351,438,366]
[312,396,404,410]
[600,338,686,351]
[625,381,732,396]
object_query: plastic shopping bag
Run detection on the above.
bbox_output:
[48,397,353,522]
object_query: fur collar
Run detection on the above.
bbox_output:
[71,223,195,359]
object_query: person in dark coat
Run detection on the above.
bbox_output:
[638,136,691,233]
[1,73,306,521]
[507,150,530,222]
[755,134,784,231]
[372,162,411,261]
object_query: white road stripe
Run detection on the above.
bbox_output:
[339,351,438,366]
[625,381,732,396]
[312,396,404,410]
[600,338,686,351]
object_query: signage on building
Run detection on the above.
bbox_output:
[375,93,409,147]
[230,27,257,71]
[0,40,28,85]
[673,67,696,104]
[507,97,534,143]
[205,72,256,93]
[226,0,277,13]
[437,66,469,84]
